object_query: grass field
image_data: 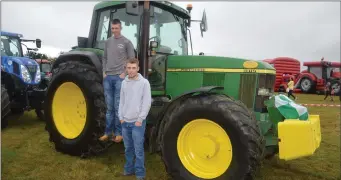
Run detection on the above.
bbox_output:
[1,94,340,180]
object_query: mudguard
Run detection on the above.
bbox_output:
[150,86,225,153]
[52,50,102,74]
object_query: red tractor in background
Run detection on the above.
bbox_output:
[263,57,341,95]
[35,59,52,89]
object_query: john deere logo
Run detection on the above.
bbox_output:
[243,61,258,69]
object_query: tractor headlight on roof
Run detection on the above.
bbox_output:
[20,65,31,83]
[35,66,41,83]
[258,87,272,96]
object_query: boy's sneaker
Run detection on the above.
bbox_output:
[122,171,134,176]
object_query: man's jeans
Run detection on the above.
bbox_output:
[103,75,123,136]
[122,120,146,178]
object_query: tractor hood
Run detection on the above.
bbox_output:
[5,56,39,67]
[167,55,275,70]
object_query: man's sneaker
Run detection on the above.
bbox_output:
[98,135,109,141]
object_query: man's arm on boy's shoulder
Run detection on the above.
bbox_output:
[137,80,152,123]
[118,82,125,121]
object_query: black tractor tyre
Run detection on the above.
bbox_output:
[44,61,110,157]
[1,85,11,129]
[264,146,279,159]
[161,94,265,180]
[300,77,315,93]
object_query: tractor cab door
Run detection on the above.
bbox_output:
[147,3,188,91]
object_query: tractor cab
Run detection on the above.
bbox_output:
[76,1,207,90]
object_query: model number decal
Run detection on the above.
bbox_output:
[244,69,257,73]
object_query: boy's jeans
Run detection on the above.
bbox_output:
[122,120,146,178]
[103,75,123,136]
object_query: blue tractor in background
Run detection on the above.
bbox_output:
[1,31,46,129]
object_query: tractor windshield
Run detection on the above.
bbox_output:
[1,35,22,57]
[149,5,188,55]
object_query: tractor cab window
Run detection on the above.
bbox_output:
[94,8,140,50]
[1,36,22,57]
[149,6,188,55]
[309,67,322,79]
[95,10,111,49]
[147,5,188,90]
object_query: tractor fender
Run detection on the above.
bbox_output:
[300,73,316,81]
[150,86,225,153]
[295,73,316,88]
[52,51,102,74]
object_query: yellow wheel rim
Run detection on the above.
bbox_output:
[52,82,87,139]
[177,119,233,179]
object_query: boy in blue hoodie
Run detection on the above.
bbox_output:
[118,58,152,180]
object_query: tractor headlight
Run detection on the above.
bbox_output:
[35,66,41,83]
[258,88,272,96]
[20,65,31,83]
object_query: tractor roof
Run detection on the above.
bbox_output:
[303,61,341,67]
[0,31,23,38]
[94,1,190,18]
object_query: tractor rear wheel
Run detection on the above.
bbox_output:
[1,85,11,129]
[161,94,265,180]
[44,61,110,157]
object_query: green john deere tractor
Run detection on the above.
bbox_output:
[44,1,322,179]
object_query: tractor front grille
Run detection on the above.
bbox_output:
[255,74,276,112]
[239,74,257,108]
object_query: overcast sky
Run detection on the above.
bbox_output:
[1,1,340,65]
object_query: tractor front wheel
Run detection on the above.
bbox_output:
[44,61,110,157]
[300,77,315,93]
[161,94,265,180]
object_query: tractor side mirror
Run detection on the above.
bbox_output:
[36,39,41,48]
[126,1,140,16]
[77,37,88,48]
[200,10,208,37]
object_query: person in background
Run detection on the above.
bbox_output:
[324,81,334,101]
[118,58,152,180]
[99,18,135,143]
[287,77,297,100]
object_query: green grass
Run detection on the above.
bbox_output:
[1,94,340,180]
